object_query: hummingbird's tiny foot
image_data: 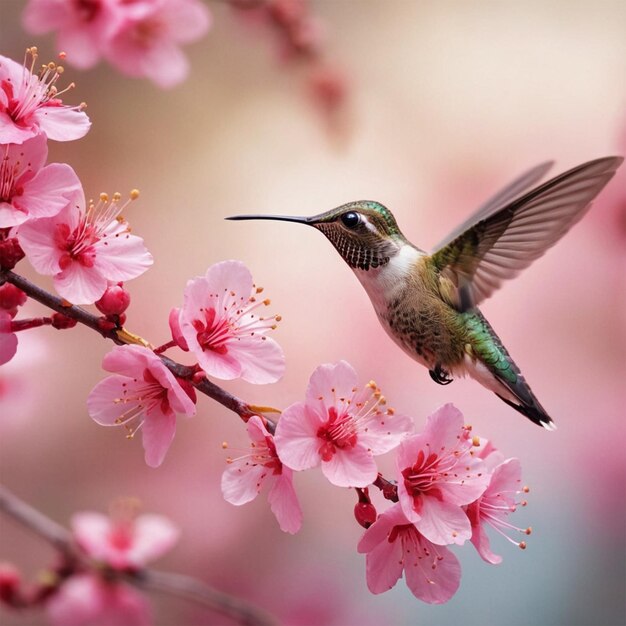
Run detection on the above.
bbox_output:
[429,365,453,386]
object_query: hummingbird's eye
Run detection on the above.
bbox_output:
[340,211,361,229]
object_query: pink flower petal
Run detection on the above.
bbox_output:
[320,444,378,488]
[470,518,502,565]
[358,411,414,455]
[221,462,267,506]
[94,220,153,281]
[16,216,64,275]
[126,514,180,565]
[141,410,177,468]
[422,403,465,452]
[19,163,82,219]
[267,468,303,534]
[140,41,190,89]
[32,105,91,142]
[71,512,111,559]
[87,375,141,426]
[274,403,325,471]
[227,335,285,384]
[159,0,212,42]
[22,0,70,34]
[57,26,104,70]
[403,538,461,604]
[0,312,18,365]
[414,496,472,546]
[305,361,358,420]
[54,261,108,304]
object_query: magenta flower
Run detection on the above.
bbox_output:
[72,509,179,570]
[357,504,461,604]
[22,0,123,70]
[396,404,490,546]
[466,455,531,564]
[274,361,414,488]
[17,189,152,304]
[87,345,196,467]
[0,134,82,228]
[46,574,151,626]
[0,311,17,366]
[221,415,303,534]
[104,0,211,89]
[0,48,91,144]
[178,260,285,384]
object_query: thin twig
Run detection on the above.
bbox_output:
[1,270,254,420]
[0,484,277,626]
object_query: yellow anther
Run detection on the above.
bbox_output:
[525,527,532,535]
[130,189,140,200]
[56,66,64,74]
[386,408,395,415]
[522,485,530,493]
[221,441,228,449]
[226,457,233,464]
[100,192,109,202]
[47,61,56,70]
[275,315,282,322]
[263,298,271,306]
[472,435,481,447]
[519,541,527,550]
[256,286,264,294]
[113,192,122,202]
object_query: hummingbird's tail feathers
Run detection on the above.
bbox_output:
[495,392,556,430]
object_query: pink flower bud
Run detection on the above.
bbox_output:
[354,502,377,529]
[0,284,27,318]
[0,235,25,271]
[51,313,78,330]
[95,283,131,316]
[0,562,22,607]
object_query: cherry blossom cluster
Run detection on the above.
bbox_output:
[1,500,178,626]
[22,0,211,88]
[219,361,532,604]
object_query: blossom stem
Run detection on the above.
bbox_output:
[372,474,399,502]
[0,484,277,626]
[10,317,52,332]
[153,339,177,354]
[0,270,256,421]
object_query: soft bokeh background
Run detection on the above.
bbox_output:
[1,1,625,625]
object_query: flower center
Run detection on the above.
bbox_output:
[194,307,231,355]
[0,148,21,204]
[402,449,445,511]
[74,0,101,22]
[316,406,358,461]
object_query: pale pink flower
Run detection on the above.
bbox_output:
[87,345,196,467]
[104,0,211,89]
[274,361,414,488]
[22,0,123,70]
[178,260,285,384]
[72,509,179,570]
[17,188,152,304]
[0,311,17,366]
[0,49,91,144]
[222,415,302,534]
[357,503,461,604]
[46,574,151,626]
[0,134,82,228]
[396,404,490,546]
[466,454,531,564]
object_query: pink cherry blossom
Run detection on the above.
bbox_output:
[0,311,18,366]
[17,188,152,304]
[0,48,91,144]
[466,454,531,564]
[72,508,179,570]
[221,415,302,534]
[178,260,285,384]
[104,0,212,89]
[396,404,490,546]
[0,134,82,228]
[357,503,461,604]
[22,0,123,70]
[87,345,196,467]
[46,574,151,626]
[274,361,414,488]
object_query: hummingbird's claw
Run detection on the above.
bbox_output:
[429,365,454,386]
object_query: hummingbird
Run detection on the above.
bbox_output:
[227,156,623,429]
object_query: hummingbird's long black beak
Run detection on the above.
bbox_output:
[225,214,313,225]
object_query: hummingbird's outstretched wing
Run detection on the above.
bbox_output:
[433,160,554,251]
[430,156,623,311]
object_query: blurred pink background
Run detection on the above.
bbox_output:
[1,1,625,624]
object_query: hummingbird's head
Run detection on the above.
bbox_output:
[227,201,408,271]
